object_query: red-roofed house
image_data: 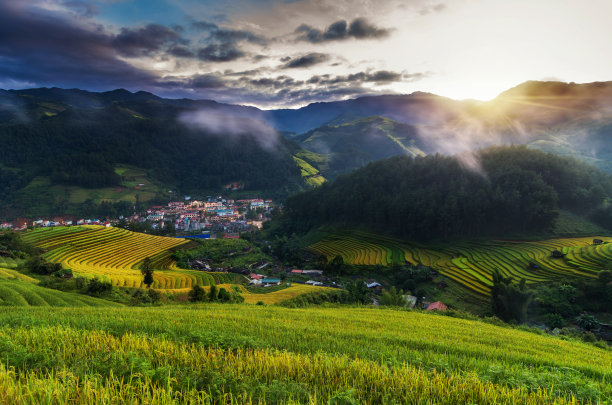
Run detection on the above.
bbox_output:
[426,301,448,311]
[290,269,303,274]
[249,273,263,280]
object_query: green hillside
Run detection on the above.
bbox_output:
[297,116,426,178]
[0,267,120,307]
[283,146,612,241]
[0,88,309,219]
[0,305,608,403]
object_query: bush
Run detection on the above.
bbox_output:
[218,288,231,302]
[189,285,206,302]
[86,278,112,295]
[575,313,599,331]
[25,255,62,275]
[543,313,566,329]
[132,289,162,305]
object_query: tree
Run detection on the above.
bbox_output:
[598,270,612,285]
[491,270,534,323]
[25,255,62,275]
[209,284,218,301]
[345,281,371,304]
[141,257,154,288]
[218,287,231,302]
[575,313,599,331]
[189,284,206,302]
[379,286,406,306]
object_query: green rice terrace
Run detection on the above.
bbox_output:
[307,231,610,295]
[17,226,325,304]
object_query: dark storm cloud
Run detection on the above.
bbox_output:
[113,23,186,57]
[191,23,267,62]
[0,2,160,89]
[198,43,244,62]
[307,70,427,85]
[168,45,195,58]
[283,53,330,68]
[189,74,226,89]
[209,29,266,46]
[295,18,391,43]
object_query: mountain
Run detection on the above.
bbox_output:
[280,81,612,174]
[267,92,464,134]
[295,116,426,178]
[0,88,307,219]
[3,80,612,219]
[281,146,612,241]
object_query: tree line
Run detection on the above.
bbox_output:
[282,146,612,241]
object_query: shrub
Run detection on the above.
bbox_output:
[543,313,566,329]
[189,285,206,302]
[86,278,112,295]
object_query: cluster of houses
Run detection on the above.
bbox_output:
[1,217,113,231]
[1,196,274,237]
[147,197,272,233]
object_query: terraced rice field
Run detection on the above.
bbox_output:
[0,256,20,269]
[307,231,607,295]
[21,226,243,290]
[0,267,120,307]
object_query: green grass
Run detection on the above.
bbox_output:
[0,305,608,403]
[293,156,326,186]
[0,269,120,307]
[13,164,166,217]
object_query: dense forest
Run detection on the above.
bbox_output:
[283,146,612,240]
[0,89,307,217]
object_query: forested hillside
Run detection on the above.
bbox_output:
[283,146,612,240]
[0,88,306,218]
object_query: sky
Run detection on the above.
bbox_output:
[1,0,611,108]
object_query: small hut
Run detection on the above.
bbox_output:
[528,261,539,269]
[426,301,448,311]
[593,239,604,245]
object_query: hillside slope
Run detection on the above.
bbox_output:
[0,88,307,218]
[283,146,612,240]
[296,116,426,178]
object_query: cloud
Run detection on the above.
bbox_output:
[189,74,226,89]
[209,28,266,46]
[195,26,267,62]
[0,2,159,90]
[168,45,195,58]
[179,109,281,150]
[191,20,218,31]
[198,43,244,62]
[295,18,391,43]
[113,24,186,57]
[62,0,98,17]
[283,53,330,68]
[307,70,427,85]
[418,3,446,15]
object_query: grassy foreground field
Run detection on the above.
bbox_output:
[307,231,608,295]
[0,305,609,404]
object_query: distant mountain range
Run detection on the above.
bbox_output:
[1,81,612,218]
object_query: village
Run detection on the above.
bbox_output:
[0,196,275,238]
